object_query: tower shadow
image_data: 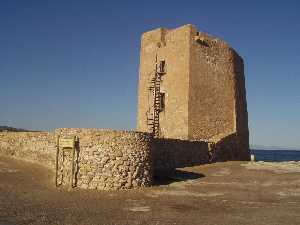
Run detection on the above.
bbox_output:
[153,169,205,186]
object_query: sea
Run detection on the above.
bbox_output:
[250,149,300,162]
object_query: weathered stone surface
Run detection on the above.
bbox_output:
[0,129,247,190]
[152,138,210,175]
[55,128,153,190]
[0,132,55,168]
[0,129,154,190]
[137,24,250,160]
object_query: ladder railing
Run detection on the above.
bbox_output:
[146,56,166,137]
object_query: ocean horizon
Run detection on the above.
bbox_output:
[250,149,300,162]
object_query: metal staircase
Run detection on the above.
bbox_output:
[146,56,166,137]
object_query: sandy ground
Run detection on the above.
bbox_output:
[0,156,300,225]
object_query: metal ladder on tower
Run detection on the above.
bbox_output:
[146,56,166,137]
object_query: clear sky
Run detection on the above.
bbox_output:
[0,0,299,148]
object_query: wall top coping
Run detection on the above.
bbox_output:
[54,128,152,136]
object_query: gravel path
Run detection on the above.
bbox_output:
[1,156,300,225]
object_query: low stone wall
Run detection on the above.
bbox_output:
[210,132,250,162]
[55,128,153,190]
[0,129,246,190]
[0,132,56,168]
[152,138,209,176]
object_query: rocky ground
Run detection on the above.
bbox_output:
[0,156,300,225]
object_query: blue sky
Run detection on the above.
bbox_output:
[0,0,299,148]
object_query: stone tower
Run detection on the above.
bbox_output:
[137,24,249,160]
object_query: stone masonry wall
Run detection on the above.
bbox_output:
[137,24,250,161]
[153,138,210,176]
[55,128,153,190]
[0,128,244,190]
[0,132,56,168]
[137,26,190,139]
[0,129,153,190]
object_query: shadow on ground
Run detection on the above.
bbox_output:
[153,169,205,186]
[1,156,300,225]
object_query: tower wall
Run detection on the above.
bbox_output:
[188,25,249,159]
[188,26,237,140]
[137,26,191,139]
[232,51,250,159]
[137,24,249,160]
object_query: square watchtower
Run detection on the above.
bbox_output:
[137,24,249,160]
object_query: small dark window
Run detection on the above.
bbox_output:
[159,92,165,112]
[158,60,166,74]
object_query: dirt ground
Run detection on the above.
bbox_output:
[0,156,300,225]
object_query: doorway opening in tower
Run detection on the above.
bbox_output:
[146,56,166,137]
